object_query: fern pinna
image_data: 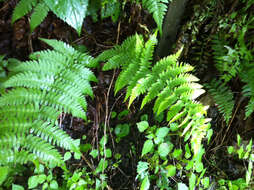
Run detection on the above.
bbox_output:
[0,39,97,166]
[95,34,211,167]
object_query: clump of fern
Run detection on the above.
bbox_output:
[95,33,211,163]
[0,38,97,166]
[205,79,234,124]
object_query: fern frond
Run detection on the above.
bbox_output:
[205,79,234,124]
[0,149,35,165]
[242,71,254,118]
[95,34,210,159]
[142,0,169,35]
[212,34,240,82]
[39,38,77,56]
[30,2,49,31]
[12,0,37,24]
[0,39,96,166]
[99,35,141,70]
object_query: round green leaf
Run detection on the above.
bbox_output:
[177,183,188,190]
[195,162,204,173]
[90,149,98,158]
[172,149,182,159]
[227,146,234,154]
[38,174,47,184]
[50,180,58,189]
[201,177,210,188]
[156,127,170,138]
[105,149,112,158]
[166,165,176,177]
[114,124,130,137]
[158,143,170,158]
[137,121,149,132]
[12,184,25,190]
[64,152,72,161]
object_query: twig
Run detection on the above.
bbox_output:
[116,21,121,44]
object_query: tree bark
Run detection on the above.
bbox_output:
[155,0,189,59]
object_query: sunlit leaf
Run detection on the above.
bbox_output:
[45,0,88,35]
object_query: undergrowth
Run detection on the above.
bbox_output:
[1,0,254,189]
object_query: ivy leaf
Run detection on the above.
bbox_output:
[142,140,154,157]
[141,176,150,190]
[158,143,170,158]
[45,0,88,35]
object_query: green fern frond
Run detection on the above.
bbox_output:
[95,34,210,158]
[0,149,35,165]
[205,79,234,124]
[0,39,96,166]
[39,38,77,56]
[142,0,169,35]
[242,72,254,118]
[98,35,141,70]
[12,0,38,24]
[30,2,49,31]
[212,34,240,82]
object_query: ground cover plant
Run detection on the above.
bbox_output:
[0,0,254,189]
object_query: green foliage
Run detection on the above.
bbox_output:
[44,0,88,35]
[209,3,254,119]
[30,2,49,32]
[141,0,169,35]
[12,0,169,35]
[205,79,234,124]
[0,39,96,167]
[12,0,37,25]
[96,34,211,189]
[97,34,210,156]
[12,0,89,34]
[223,135,254,189]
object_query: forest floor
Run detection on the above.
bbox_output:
[1,0,253,189]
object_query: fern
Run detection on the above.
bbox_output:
[211,34,241,82]
[96,34,210,158]
[30,2,49,31]
[141,0,169,35]
[0,39,96,166]
[12,0,37,24]
[205,79,234,124]
[242,67,254,118]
